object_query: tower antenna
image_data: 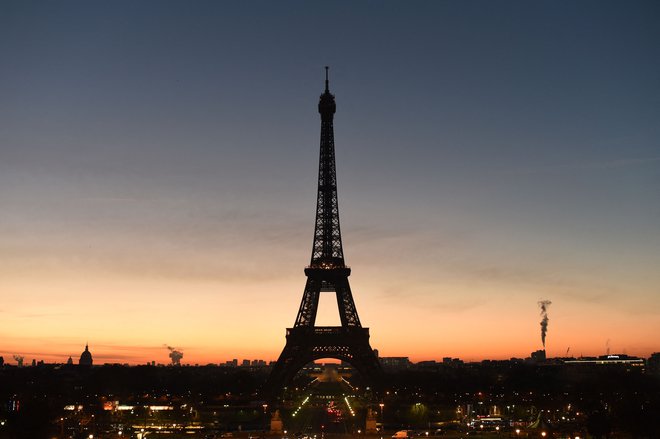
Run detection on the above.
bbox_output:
[325,66,329,92]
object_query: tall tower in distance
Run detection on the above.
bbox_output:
[265,68,381,399]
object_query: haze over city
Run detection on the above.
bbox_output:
[1,1,659,365]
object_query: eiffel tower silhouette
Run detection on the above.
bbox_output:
[265,68,382,398]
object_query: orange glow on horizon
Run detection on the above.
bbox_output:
[2,216,659,366]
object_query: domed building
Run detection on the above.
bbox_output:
[79,343,93,366]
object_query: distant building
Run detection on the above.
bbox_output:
[379,356,412,370]
[417,360,439,368]
[564,354,644,370]
[443,357,465,366]
[0,356,3,367]
[67,356,73,365]
[79,343,93,366]
[648,353,660,375]
[417,359,465,370]
[530,350,546,363]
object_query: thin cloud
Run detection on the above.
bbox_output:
[16,311,73,318]
[577,157,660,170]
[514,156,660,175]
[378,283,483,313]
[448,261,615,303]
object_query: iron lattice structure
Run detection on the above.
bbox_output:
[265,69,382,399]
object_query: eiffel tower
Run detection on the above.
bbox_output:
[265,68,382,398]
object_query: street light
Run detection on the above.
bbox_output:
[262,404,268,432]
[379,403,384,431]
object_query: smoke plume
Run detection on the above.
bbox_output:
[165,345,183,365]
[538,300,552,348]
[13,355,24,367]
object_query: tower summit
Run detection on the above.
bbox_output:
[311,66,344,270]
[265,68,381,399]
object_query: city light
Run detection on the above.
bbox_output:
[344,396,356,416]
[292,395,311,417]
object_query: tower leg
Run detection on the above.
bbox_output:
[264,326,382,401]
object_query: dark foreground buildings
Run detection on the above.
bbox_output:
[1,355,660,438]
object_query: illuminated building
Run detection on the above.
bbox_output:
[564,354,644,369]
[379,357,412,370]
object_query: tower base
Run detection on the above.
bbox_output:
[265,326,381,400]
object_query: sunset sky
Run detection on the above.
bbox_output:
[1,1,659,365]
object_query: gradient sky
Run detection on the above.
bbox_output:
[1,1,659,365]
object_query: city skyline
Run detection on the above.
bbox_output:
[2,1,660,365]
